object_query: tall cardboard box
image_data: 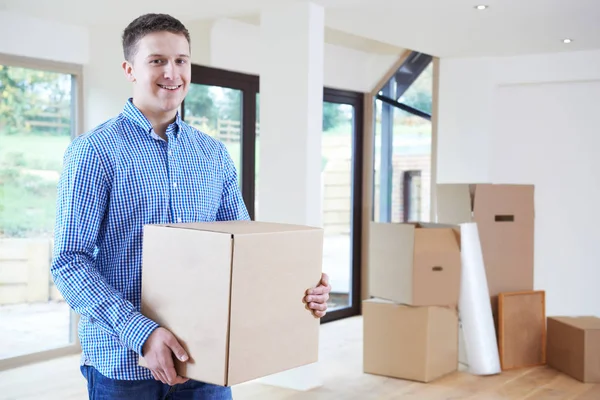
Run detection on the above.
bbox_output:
[436,183,534,315]
[139,220,323,386]
[363,299,458,382]
[369,222,461,306]
[547,316,600,383]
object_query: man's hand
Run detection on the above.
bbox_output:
[141,327,189,385]
[304,273,332,318]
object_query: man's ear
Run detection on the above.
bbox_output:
[122,60,136,83]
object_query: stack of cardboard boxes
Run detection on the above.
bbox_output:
[364,183,536,383]
[363,222,462,382]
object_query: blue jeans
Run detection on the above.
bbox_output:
[80,365,233,400]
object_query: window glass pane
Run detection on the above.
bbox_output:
[185,83,242,185]
[398,62,433,115]
[0,64,75,359]
[373,90,432,222]
[390,107,432,222]
[322,102,354,311]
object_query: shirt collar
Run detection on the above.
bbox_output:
[121,98,183,137]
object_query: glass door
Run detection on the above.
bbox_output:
[0,58,81,368]
[321,89,363,322]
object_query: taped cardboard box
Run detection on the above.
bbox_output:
[368,222,461,307]
[363,299,458,383]
[436,183,534,315]
[139,220,323,386]
[547,316,600,383]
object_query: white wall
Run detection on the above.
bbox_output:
[208,18,399,93]
[0,11,89,65]
[83,25,132,130]
[438,49,600,317]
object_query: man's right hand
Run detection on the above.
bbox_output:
[142,327,189,385]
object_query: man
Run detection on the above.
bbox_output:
[51,13,331,400]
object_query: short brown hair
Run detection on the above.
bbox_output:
[122,13,191,61]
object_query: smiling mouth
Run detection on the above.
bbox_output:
[158,84,182,91]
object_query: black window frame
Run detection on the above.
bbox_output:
[320,88,364,324]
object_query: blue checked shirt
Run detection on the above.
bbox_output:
[51,99,250,381]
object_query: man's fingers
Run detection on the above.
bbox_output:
[153,370,168,385]
[320,273,329,286]
[172,375,189,385]
[309,302,327,311]
[164,366,179,386]
[166,336,189,362]
[307,284,331,296]
[313,310,326,318]
[305,293,329,304]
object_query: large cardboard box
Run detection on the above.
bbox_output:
[547,316,600,383]
[369,222,461,306]
[363,299,458,383]
[436,183,534,314]
[139,220,323,386]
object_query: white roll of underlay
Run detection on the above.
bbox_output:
[458,222,501,375]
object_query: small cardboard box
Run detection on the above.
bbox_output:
[547,316,600,383]
[363,299,458,383]
[139,220,323,386]
[436,183,534,314]
[368,222,461,306]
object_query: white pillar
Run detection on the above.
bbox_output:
[257,1,324,229]
[255,2,325,391]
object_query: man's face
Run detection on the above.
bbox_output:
[123,31,191,117]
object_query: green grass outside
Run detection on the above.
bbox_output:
[0,133,71,238]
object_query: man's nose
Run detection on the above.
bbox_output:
[163,61,177,79]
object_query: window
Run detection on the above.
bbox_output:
[184,65,259,219]
[0,54,83,367]
[373,52,433,223]
[320,89,364,323]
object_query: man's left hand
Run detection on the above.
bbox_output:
[304,273,332,318]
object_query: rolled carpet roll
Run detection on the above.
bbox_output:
[458,222,501,375]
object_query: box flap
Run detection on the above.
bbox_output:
[158,220,321,235]
[435,184,474,224]
[368,222,415,304]
[413,225,460,253]
[550,316,600,331]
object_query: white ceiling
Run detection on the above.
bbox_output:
[2,0,600,57]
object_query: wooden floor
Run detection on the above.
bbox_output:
[1,316,598,399]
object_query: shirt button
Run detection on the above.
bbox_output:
[177,218,182,223]
[173,182,177,188]
[168,150,173,156]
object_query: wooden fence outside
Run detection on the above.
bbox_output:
[0,238,62,305]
